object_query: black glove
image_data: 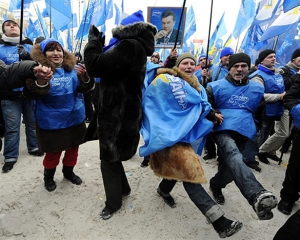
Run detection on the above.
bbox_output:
[88,25,105,46]
[18,44,28,59]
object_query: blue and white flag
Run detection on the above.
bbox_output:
[67,28,72,52]
[283,0,300,12]
[139,74,213,156]
[261,7,300,41]
[253,0,283,25]
[209,13,227,50]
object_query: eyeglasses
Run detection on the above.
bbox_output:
[232,64,248,69]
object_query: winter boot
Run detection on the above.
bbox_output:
[62,166,82,185]
[212,216,243,238]
[44,168,57,192]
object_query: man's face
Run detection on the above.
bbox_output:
[293,56,300,67]
[199,57,209,68]
[161,15,175,35]
[3,21,20,37]
[220,54,232,66]
[229,62,249,81]
[261,53,276,68]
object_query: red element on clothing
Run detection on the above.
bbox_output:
[43,146,79,168]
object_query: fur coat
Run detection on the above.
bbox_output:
[28,44,95,153]
[84,22,157,162]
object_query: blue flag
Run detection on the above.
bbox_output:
[232,0,256,39]
[283,0,300,12]
[51,29,64,48]
[184,6,196,41]
[60,13,78,31]
[75,0,106,40]
[276,34,292,56]
[106,0,113,20]
[209,12,227,50]
[9,0,35,11]
[67,28,72,52]
[114,3,121,25]
[27,18,42,40]
[45,0,72,30]
[36,7,50,38]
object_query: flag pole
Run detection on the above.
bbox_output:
[173,0,186,49]
[205,0,214,68]
[19,0,24,45]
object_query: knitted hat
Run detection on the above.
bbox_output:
[198,54,212,61]
[175,53,196,67]
[2,20,19,33]
[291,49,300,61]
[40,38,64,54]
[220,47,234,58]
[258,49,275,63]
[120,10,144,26]
[228,53,251,70]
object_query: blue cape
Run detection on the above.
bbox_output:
[139,73,213,156]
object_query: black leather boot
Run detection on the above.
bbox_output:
[44,168,57,192]
[62,166,82,185]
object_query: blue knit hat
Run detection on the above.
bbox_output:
[220,47,234,58]
[199,54,212,61]
[120,10,144,26]
[40,38,64,54]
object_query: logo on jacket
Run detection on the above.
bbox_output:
[228,94,249,108]
[168,75,188,110]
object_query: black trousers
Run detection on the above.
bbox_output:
[159,178,177,193]
[100,160,131,211]
[274,209,300,240]
[280,130,300,203]
[205,133,216,156]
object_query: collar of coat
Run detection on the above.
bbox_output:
[156,67,201,92]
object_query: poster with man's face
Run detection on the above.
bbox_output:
[148,7,186,48]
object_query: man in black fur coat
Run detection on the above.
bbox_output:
[84,10,157,220]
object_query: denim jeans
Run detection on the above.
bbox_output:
[1,98,38,162]
[210,131,265,201]
[159,179,224,223]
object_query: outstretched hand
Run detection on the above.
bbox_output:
[88,25,105,46]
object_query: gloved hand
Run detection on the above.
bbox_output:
[18,44,28,59]
[88,25,105,46]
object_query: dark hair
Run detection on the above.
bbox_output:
[44,42,63,53]
[161,10,176,22]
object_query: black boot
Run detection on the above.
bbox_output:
[62,166,82,185]
[44,168,57,192]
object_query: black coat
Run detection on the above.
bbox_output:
[84,22,157,162]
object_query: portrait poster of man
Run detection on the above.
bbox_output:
[148,7,186,48]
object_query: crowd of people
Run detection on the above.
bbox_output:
[0,10,299,239]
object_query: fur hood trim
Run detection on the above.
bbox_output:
[157,67,201,92]
[112,22,157,56]
[112,22,157,39]
[31,43,76,72]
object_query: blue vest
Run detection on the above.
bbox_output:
[208,79,264,139]
[0,44,32,92]
[211,64,228,81]
[35,69,85,130]
[291,104,300,131]
[249,66,285,118]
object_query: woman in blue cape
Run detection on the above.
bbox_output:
[140,53,243,238]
